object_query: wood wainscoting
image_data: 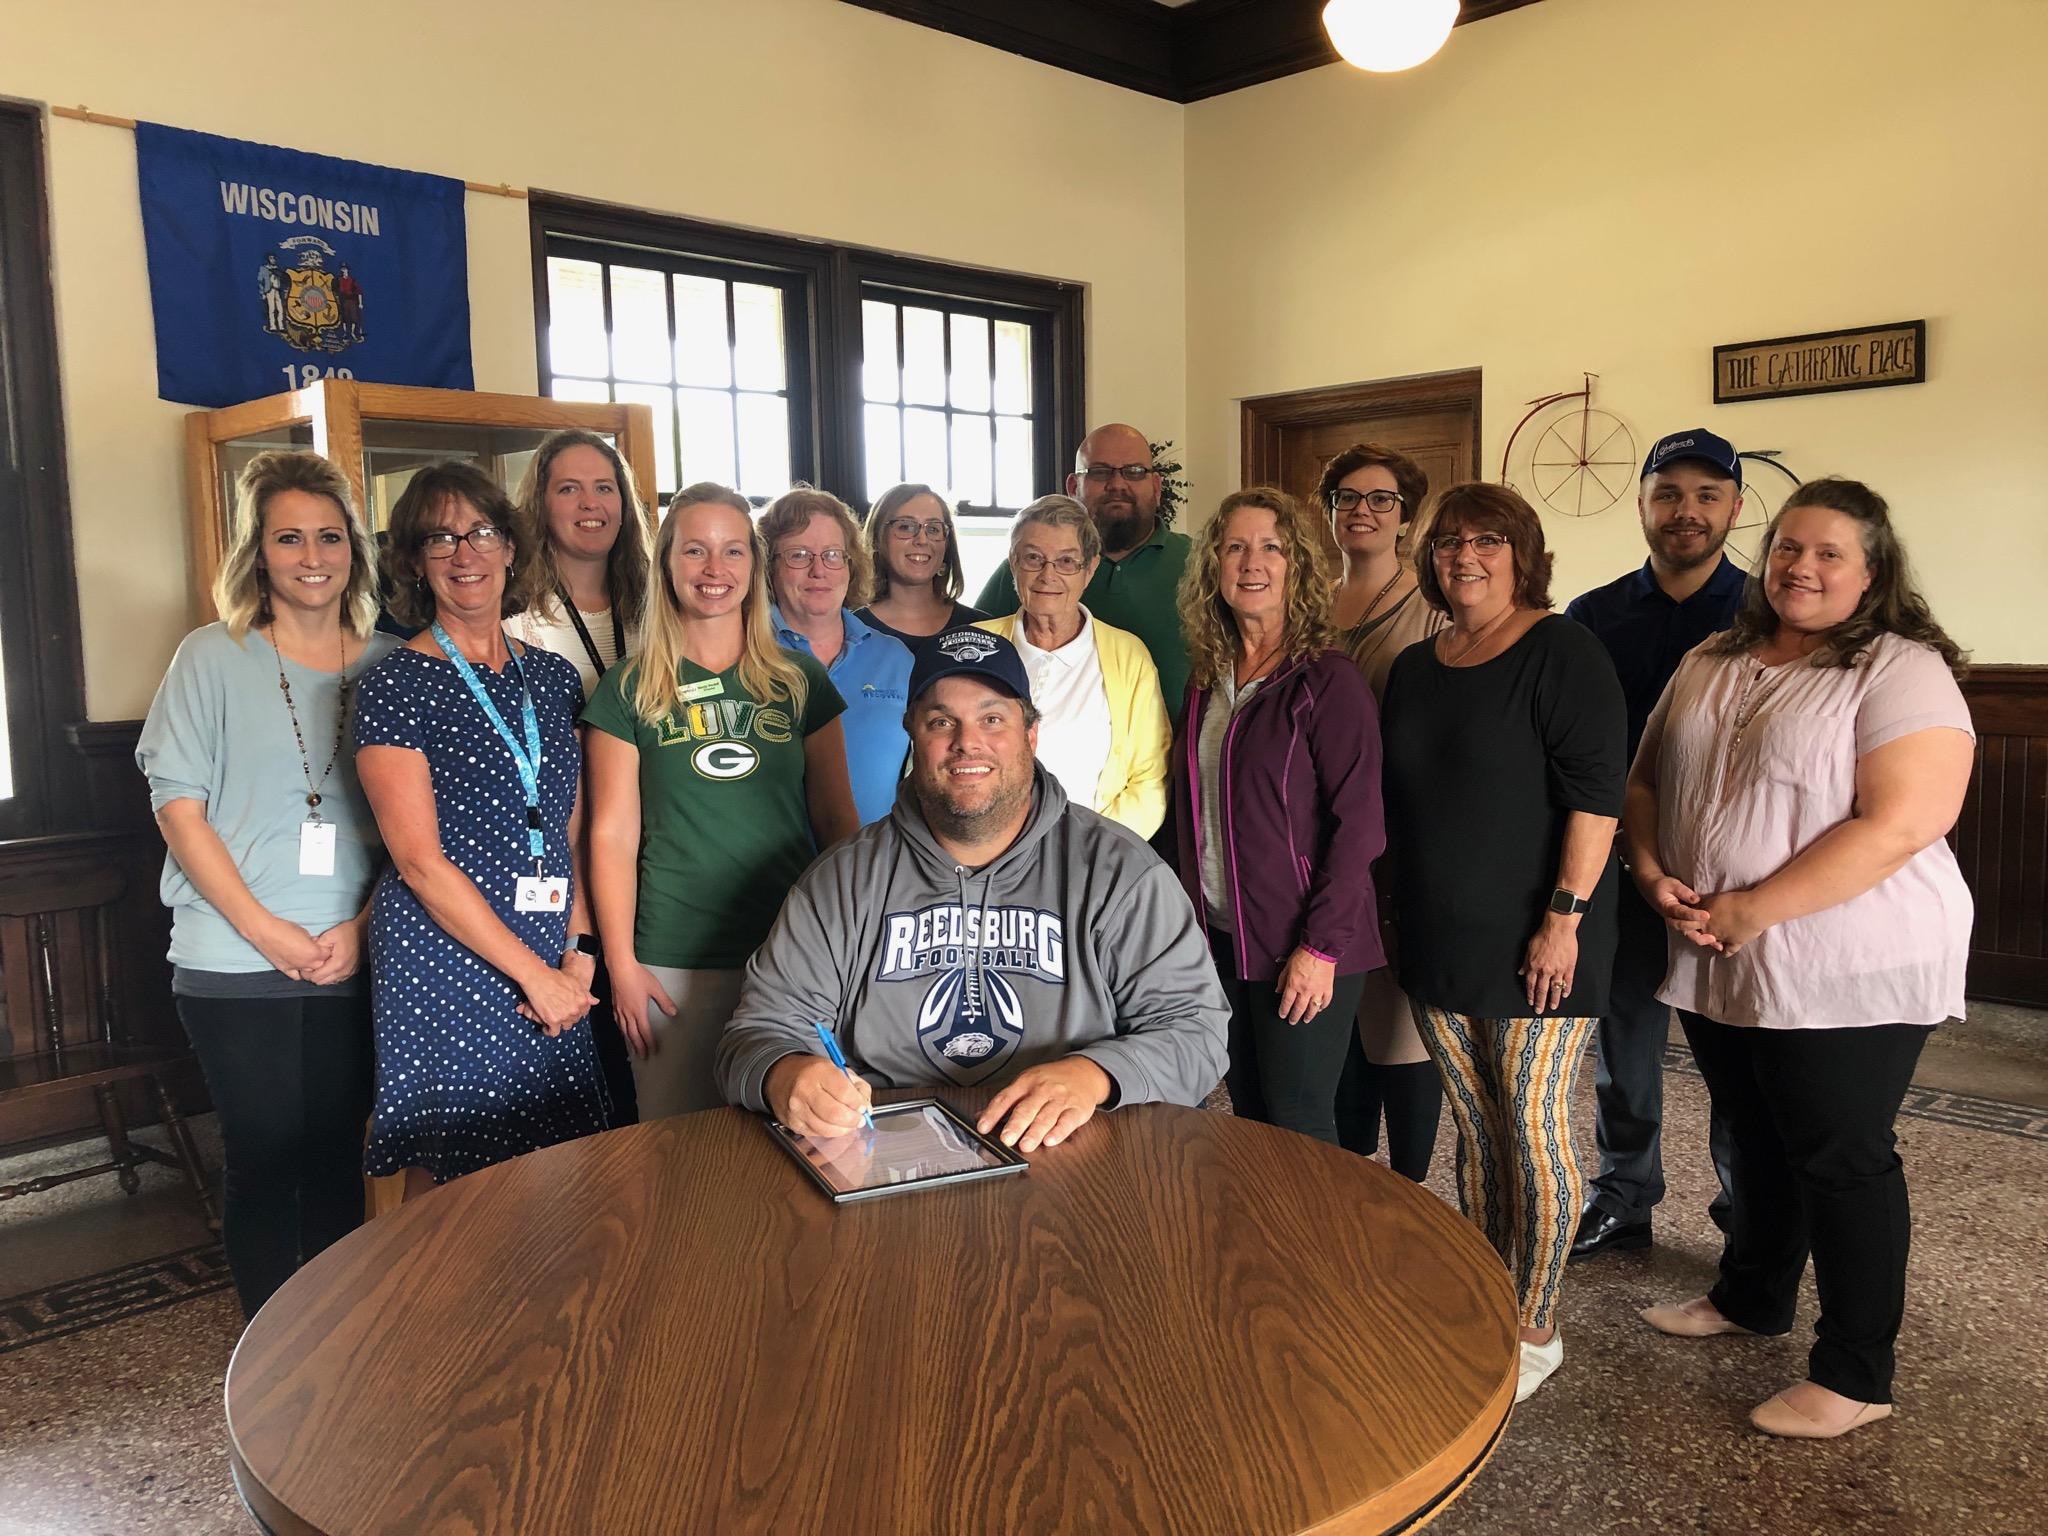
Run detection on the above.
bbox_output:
[1957,666,2048,1007]
[0,722,192,1150]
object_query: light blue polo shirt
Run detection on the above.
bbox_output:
[771,606,914,825]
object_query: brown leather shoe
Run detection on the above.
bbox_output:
[1639,1297,1756,1338]
[1750,1387,1894,1439]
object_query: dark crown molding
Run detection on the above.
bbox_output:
[839,0,1548,103]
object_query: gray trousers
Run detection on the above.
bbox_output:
[1589,886,1734,1225]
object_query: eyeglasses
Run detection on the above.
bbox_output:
[1015,550,1088,575]
[1330,488,1404,514]
[417,526,508,559]
[885,517,947,542]
[777,547,848,571]
[1079,463,1154,485]
[1430,532,1513,558]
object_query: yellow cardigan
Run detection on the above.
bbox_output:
[974,611,1170,838]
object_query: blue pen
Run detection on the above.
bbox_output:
[812,1021,876,1131]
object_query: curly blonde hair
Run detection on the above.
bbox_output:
[758,485,874,610]
[1178,487,1336,691]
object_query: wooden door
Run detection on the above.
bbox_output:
[1242,369,1483,551]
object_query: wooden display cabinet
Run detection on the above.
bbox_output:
[184,380,658,618]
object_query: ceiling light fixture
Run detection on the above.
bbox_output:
[1321,0,1460,73]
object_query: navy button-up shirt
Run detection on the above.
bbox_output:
[1565,556,1748,761]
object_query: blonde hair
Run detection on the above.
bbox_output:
[758,485,874,609]
[628,482,809,725]
[214,450,380,640]
[512,428,653,623]
[1178,487,1337,691]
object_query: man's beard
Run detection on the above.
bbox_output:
[1094,499,1151,557]
[1651,522,1729,574]
[918,771,1032,844]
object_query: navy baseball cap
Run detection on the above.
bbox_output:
[1642,428,1743,488]
[909,626,1034,707]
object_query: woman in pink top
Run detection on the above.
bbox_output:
[1623,479,1973,1441]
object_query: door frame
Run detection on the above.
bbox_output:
[1241,367,1484,488]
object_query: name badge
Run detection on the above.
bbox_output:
[679,676,725,702]
[515,875,569,913]
[298,819,337,877]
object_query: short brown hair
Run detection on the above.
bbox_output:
[1314,442,1430,526]
[1413,482,1554,614]
[758,485,874,609]
[380,461,540,629]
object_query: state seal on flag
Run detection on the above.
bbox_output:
[265,235,362,355]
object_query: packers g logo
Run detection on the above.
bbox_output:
[692,741,759,780]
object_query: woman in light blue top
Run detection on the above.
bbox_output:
[137,450,394,1319]
[762,486,913,825]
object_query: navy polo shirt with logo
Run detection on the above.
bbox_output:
[1565,556,1748,761]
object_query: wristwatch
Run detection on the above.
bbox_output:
[1547,888,1590,917]
[570,932,602,958]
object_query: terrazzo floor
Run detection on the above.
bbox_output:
[1,1030,2043,1535]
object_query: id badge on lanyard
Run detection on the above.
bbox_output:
[298,818,337,877]
[432,623,559,911]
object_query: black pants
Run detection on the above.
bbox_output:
[1591,890,1735,1225]
[1680,1011,1928,1403]
[1334,1033,1441,1181]
[586,963,637,1127]
[178,992,376,1320]
[1209,928,1368,1146]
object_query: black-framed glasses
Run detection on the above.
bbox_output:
[777,547,848,571]
[1330,488,1404,514]
[1430,532,1512,558]
[1015,549,1087,575]
[417,526,508,559]
[1079,463,1154,485]
[884,517,947,542]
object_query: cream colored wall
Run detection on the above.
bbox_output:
[2,0,1187,719]
[1184,0,2048,660]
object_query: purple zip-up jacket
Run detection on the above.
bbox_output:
[1172,648,1387,981]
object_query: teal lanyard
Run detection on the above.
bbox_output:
[431,623,546,872]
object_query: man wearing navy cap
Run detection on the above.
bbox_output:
[717,626,1228,1153]
[1564,429,1747,1258]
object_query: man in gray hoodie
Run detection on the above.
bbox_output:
[716,627,1229,1153]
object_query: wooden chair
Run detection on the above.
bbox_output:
[0,859,217,1225]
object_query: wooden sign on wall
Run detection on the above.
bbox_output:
[1714,320,1926,404]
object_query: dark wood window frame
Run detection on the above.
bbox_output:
[528,193,1085,516]
[0,99,90,839]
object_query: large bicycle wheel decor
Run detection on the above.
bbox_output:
[1730,449,1802,568]
[1501,374,1637,519]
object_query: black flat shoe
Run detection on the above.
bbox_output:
[1570,1205,1652,1260]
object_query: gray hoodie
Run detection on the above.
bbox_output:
[717,766,1229,1112]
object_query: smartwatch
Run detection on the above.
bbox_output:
[570,932,602,958]
[1547,888,1590,917]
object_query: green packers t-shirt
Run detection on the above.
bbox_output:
[582,651,844,969]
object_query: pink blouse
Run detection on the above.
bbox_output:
[1642,631,1974,1029]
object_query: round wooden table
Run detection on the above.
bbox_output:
[227,1094,1517,1534]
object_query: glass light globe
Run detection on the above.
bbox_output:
[1321,0,1460,73]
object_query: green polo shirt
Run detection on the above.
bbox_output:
[976,523,1193,723]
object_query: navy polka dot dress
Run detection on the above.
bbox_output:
[353,643,609,1183]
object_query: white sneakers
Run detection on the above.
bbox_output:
[1516,1333,1564,1403]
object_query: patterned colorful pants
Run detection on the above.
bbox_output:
[1412,1005,1599,1330]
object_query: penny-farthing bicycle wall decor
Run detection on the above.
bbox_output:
[1500,374,1638,521]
